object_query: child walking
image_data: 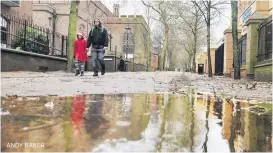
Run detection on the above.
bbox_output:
[74,32,88,76]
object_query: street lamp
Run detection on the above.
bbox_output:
[125,24,131,61]
[124,24,131,72]
[108,33,117,72]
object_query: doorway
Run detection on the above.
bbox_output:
[198,64,204,74]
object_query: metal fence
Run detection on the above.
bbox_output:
[215,43,224,75]
[239,34,247,65]
[257,17,272,62]
[1,13,67,57]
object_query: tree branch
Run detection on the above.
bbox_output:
[193,1,208,24]
[142,0,162,16]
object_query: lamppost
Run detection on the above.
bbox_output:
[125,24,131,60]
[108,33,117,72]
[125,24,131,71]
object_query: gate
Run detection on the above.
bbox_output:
[215,43,224,75]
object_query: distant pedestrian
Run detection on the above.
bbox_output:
[86,18,109,76]
[118,56,125,71]
[74,32,88,76]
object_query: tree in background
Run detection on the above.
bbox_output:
[194,0,229,77]
[67,0,80,72]
[173,1,205,73]
[142,0,174,71]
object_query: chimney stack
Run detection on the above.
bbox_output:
[113,4,119,17]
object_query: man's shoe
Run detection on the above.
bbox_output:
[75,70,80,76]
[93,72,98,76]
[101,67,105,75]
[80,71,84,76]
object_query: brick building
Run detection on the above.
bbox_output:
[195,46,217,74]
[1,1,34,48]
[2,1,151,69]
[32,0,112,35]
[236,0,272,81]
[200,0,272,81]
[1,1,33,19]
[101,4,150,65]
[32,1,150,65]
[31,0,113,55]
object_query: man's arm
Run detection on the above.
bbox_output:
[86,29,92,48]
[104,28,109,47]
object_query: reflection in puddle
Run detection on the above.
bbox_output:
[1,91,272,152]
[116,121,131,127]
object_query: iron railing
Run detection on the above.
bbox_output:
[257,17,272,62]
[239,34,247,65]
[1,13,67,58]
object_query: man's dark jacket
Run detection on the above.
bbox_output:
[87,26,108,49]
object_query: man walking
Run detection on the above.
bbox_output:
[86,18,109,76]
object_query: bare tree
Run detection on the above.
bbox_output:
[143,6,152,71]
[173,1,205,73]
[142,0,174,71]
[193,0,229,77]
[151,25,164,70]
[231,0,240,79]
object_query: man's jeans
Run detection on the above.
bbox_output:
[92,48,105,72]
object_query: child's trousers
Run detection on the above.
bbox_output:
[75,60,85,72]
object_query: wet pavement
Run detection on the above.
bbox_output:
[1,90,272,152]
[1,71,179,96]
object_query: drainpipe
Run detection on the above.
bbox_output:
[52,9,57,55]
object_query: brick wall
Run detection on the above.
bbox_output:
[32,4,55,30]
[211,48,216,74]
[223,29,242,75]
[1,1,33,19]
[254,60,272,81]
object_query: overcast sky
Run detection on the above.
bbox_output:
[101,0,231,45]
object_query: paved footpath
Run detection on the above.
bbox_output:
[1,71,182,96]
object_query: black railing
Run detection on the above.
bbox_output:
[257,52,272,62]
[215,43,224,75]
[239,34,247,65]
[1,13,67,58]
[257,17,272,62]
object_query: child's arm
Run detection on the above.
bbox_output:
[84,40,87,53]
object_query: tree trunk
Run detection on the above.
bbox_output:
[188,53,193,72]
[207,1,212,77]
[162,25,169,71]
[146,7,151,72]
[157,54,161,71]
[231,1,240,79]
[67,1,80,72]
[165,30,170,71]
[192,9,198,73]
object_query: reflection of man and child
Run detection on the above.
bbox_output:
[71,95,86,136]
[70,95,109,138]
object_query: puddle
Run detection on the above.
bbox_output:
[1,91,272,152]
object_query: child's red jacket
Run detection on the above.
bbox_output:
[74,33,88,62]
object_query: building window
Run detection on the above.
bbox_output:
[257,18,272,62]
[1,16,8,48]
[239,34,247,65]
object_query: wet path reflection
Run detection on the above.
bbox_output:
[1,92,272,152]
